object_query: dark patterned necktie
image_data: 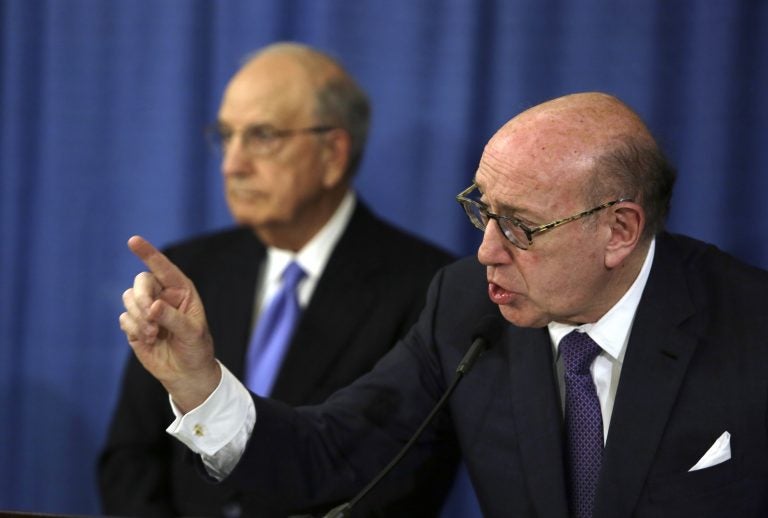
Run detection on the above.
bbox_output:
[560,330,604,518]
[245,261,306,396]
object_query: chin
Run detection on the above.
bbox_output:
[229,207,268,224]
[498,305,550,329]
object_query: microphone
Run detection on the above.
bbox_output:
[321,315,504,518]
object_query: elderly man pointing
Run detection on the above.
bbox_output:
[120,92,768,517]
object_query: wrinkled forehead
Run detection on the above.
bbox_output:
[479,116,597,188]
[474,119,605,217]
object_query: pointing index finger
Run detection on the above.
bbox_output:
[127,235,188,289]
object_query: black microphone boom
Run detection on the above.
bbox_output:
[321,315,503,518]
[457,315,503,375]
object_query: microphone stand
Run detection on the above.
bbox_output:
[321,331,492,518]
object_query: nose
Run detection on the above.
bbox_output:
[477,219,514,266]
[221,136,252,178]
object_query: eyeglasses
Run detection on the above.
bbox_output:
[206,123,336,157]
[456,183,631,250]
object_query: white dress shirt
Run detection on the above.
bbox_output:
[548,238,655,442]
[254,190,357,313]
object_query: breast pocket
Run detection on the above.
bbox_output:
[648,457,739,503]
[640,456,768,518]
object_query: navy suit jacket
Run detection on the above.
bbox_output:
[229,232,768,517]
[98,201,456,517]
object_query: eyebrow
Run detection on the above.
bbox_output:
[216,120,273,129]
[474,181,541,224]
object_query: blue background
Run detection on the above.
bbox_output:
[1,0,767,513]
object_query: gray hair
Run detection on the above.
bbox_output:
[314,76,371,178]
[587,135,676,240]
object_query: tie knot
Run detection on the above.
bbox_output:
[281,261,306,290]
[560,331,601,375]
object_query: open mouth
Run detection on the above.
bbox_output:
[488,281,516,305]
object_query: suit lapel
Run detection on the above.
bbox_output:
[205,232,264,380]
[505,326,570,518]
[595,236,698,517]
[271,204,382,404]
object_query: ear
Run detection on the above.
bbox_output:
[320,128,351,188]
[604,202,645,269]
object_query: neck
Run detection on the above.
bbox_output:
[574,239,652,325]
[601,239,651,316]
[255,188,348,252]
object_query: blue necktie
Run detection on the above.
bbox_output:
[245,261,306,396]
[560,330,604,518]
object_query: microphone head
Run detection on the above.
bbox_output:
[455,314,505,376]
[472,314,505,347]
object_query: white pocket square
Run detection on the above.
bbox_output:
[688,431,731,472]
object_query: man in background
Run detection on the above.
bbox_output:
[99,42,456,517]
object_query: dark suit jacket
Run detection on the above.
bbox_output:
[229,232,768,517]
[98,201,456,517]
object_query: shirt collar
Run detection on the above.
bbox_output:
[264,191,356,284]
[548,238,656,362]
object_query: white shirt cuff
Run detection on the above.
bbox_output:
[166,361,255,468]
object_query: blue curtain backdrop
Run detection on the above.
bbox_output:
[1,0,766,513]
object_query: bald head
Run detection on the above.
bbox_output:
[503,92,655,153]
[245,43,348,88]
[229,43,370,179]
[489,92,675,239]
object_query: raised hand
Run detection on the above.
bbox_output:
[119,235,221,413]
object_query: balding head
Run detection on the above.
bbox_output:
[245,42,347,88]
[233,43,371,179]
[490,92,675,239]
